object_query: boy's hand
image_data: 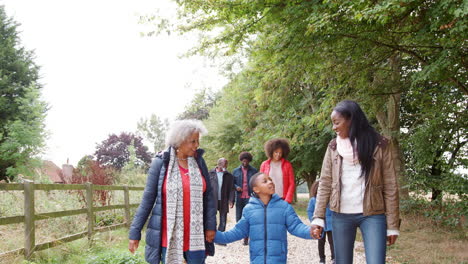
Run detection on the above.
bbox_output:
[310,225,323,239]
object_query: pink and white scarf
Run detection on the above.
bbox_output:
[336,137,359,165]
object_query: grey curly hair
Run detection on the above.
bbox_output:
[165,119,208,148]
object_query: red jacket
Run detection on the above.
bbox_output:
[260,158,295,203]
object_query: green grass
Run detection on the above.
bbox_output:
[14,229,146,264]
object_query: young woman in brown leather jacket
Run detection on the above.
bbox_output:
[311,100,400,264]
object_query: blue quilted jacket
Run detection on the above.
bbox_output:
[307,197,333,232]
[128,148,216,264]
[214,194,312,264]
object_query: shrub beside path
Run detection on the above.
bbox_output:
[206,210,367,264]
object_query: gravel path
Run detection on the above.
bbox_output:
[206,211,366,264]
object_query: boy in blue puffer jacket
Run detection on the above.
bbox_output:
[214,172,314,264]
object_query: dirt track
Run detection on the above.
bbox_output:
[206,210,367,264]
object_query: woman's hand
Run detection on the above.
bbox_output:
[387,235,398,246]
[310,224,323,239]
[205,230,216,242]
[129,239,140,254]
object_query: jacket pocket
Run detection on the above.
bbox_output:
[371,185,384,211]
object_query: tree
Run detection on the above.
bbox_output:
[94,132,152,171]
[0,6,47,181]
[136,114,169,153]
[177,88,220,120]
[161,0,467,199]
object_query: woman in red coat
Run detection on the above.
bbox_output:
[260,138,295,203]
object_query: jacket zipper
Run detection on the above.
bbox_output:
[264,204,267,264]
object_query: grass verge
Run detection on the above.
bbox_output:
[2,229,146,264]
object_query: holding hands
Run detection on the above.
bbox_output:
[310,224,323,239]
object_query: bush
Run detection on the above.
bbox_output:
[401,196,467,229]
[86,251,145,264]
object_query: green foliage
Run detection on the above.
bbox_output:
[86,251,145,264]
[163,0,467,199]
[177,88,220,120]
[0,6,47,181]
[401,196,468,229]
[136,113,169,153]
[95,211,124,227]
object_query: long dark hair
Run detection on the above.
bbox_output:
[333,100,379,182]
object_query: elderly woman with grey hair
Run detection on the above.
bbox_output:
[129,119,216,264]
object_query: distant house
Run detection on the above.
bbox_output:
[41,161,75,184]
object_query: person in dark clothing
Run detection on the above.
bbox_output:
[208,158,235,246]
[232,151,258,245]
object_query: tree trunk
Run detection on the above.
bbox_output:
[303,171,318,198]
[375,53,409,199]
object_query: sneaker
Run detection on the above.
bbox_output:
[319,259,325,264]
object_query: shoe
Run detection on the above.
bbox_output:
[243,237,249,246]
[319,259,325,264]
[330,259,335,264]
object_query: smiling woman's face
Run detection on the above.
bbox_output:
[177,132,200,157]
[272,148,283,161]
[331,110,351,139]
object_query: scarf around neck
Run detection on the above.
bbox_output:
[336,137,359,165]
[165,147,205,263]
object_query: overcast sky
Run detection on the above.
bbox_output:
[1,0,228,166]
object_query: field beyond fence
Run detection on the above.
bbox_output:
[0,181,144,261]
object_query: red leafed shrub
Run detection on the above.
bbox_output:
[71,159,114,206]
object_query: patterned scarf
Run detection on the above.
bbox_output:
[165,147,205,263]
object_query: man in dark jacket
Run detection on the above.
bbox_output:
[209,158,235,245]
[232,151,258,245]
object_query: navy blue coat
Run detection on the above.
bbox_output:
[129,148,216,264]
[232,165,258,199]
[214,194,312,264]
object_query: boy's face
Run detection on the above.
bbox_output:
[253,174,275,196]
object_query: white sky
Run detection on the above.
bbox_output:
[1,0,228,166]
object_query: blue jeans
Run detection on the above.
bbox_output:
[332,212,387,264]
[161,247,206,264]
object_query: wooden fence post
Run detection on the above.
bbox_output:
[85,182,94,243]
[24,180,35,259]
[124,186,130,228]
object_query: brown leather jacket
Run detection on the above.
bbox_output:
[314,136,400,231]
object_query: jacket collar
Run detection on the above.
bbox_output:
[265,158,285,165]
[237,164,254,171]
[249,193,281,206]
[159,147,205,163]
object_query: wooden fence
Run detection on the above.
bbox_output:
[0,181,144,260]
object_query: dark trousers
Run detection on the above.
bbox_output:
[217,207,227,232]
[318,230,335,261]
[235,197,249,222]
